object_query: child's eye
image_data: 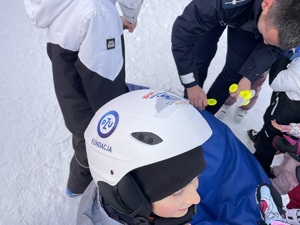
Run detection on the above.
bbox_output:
[173,189,184,197]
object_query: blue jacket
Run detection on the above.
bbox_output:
[172,0,282,88]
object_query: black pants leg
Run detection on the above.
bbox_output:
[253,125,280,174]
[67,135,92,193]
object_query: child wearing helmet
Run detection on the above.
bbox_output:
[76,89,212,225]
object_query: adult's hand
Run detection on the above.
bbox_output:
[187,85,207,110]
[121,16,137,33]
[230,77,251,98]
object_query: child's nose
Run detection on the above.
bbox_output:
[186,188,201,205]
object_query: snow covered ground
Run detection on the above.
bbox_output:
[0,1,284,224]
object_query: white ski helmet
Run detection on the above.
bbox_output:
[85,89,212,186]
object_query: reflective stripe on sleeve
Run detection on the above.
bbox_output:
[180,73,195,84]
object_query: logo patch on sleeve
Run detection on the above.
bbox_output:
[106,38,115,50]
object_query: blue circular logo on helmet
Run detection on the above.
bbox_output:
[97,111,119,138]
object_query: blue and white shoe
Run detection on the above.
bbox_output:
[66,187,82,198]
[255,184,287,225]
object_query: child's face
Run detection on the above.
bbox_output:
[151,176,200,218]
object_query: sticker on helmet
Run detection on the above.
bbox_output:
[97,111,119,138]
[142,91,188,116]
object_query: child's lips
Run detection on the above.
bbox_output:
[178,207,188,212]
[179,204,194,213]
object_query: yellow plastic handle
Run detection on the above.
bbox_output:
[239,90,253,100]
[242,99,250,106]
[207,98,217,106]
[229,84,238,93]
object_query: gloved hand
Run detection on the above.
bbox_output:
[272,134,300,155]
[269,57,291,85]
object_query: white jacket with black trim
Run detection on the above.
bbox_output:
[24,0,142,80]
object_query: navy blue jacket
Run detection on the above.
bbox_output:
[172,0,282,88]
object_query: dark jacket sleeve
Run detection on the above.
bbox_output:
[239,42,283,83]
[171,0,221,88]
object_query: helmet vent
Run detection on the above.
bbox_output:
[131,132,163,145]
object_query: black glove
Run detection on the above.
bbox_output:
[269,57,291,85]
[272,134,299,154]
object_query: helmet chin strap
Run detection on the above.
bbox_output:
[133,205,197,225]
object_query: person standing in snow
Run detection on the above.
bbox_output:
[171,0,300,115]
[248,47,300,177]
[77,89,211,225]
[24,0,143,197]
